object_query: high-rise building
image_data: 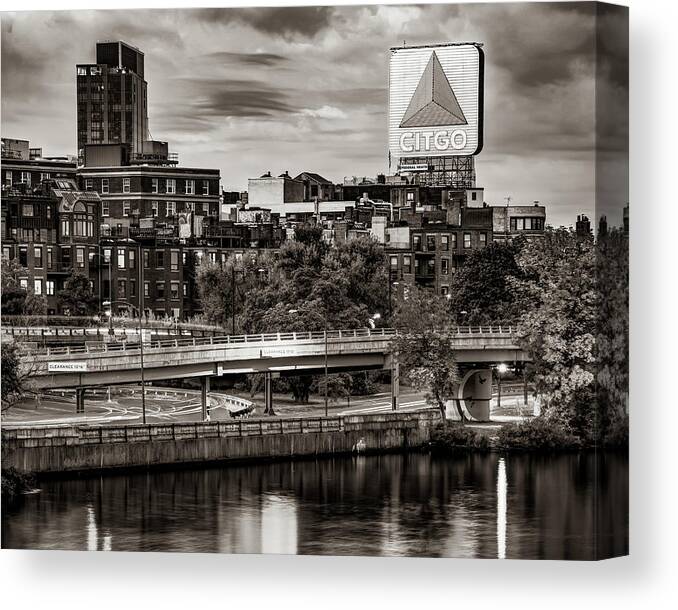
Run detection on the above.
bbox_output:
[76,41,148,160]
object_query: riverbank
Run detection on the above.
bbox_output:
[429,417,629,453]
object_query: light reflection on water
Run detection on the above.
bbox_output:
[1,452,628,559]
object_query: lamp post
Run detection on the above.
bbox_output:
[496,363,508,410]
[104,296,147,425]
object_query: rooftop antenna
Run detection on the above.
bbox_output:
[504,196,512,206]
[403,40,406,47]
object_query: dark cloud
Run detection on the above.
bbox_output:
[189,7,335,40]
[172,77,295,119]
[198,51,289,67]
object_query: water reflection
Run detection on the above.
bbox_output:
[1,452,628,559]
[497,458,507,559]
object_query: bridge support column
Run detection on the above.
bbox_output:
[264,372,274,416]
[76,388,85,414]
[200,377,210,421]
[446,369,492,422]
[391,359,400,411]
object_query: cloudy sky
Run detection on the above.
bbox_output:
[1,1,628,227]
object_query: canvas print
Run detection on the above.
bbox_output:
[0,2,628,560]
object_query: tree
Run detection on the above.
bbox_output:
[1,343,34,412]
[595,228,629,442]
[511,228,599,441]
[58,271,97,315]
[1,256,47,317]
[392,287,462,420]
[447,239,525,325]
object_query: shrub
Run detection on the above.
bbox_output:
[429,423,490,453]
[603,416,629,449]
[496,417,581,451]
[1,467,36,500]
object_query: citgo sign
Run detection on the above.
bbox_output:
[389,43,484,158]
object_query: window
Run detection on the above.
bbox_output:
[61,219,70,237]
[76,248,85,268]
[46,280,55,296]
[118,280,126,298]
[166,201,176,216]
[47,248,53,269]
[143,250,150,268]
[403,255,412,274]
[156,251,164,268]
[117,249,126,269]
[390,255,399,269]
[441,286,450,296]
[85,179,93,190]
[101,178,109,194]
[123,178,130,193]
[166,179,176,194]
[441,235,449,251]
[151,201,158,217]
[152,178,159,194]
[451,233,458,249]
[20,171,31,186]
[130,280,136,297]
[22,204,34,217]
[5,171,12,187]
[479,233,487,246]
[471,191,478,201]
[426,234,436,251]
[413,235,422,251]
[19,278,28,290]
[441,258,449,275]
[129,249,136,269]
[463,233,472,249]
[156,282,165,299]
[170,251,179,272]
[103,248,111,263]
[186,180,194,195]
[202,181,210,196]
[170,282,180,300]
[209,252,217,264]
[406,191,415,202]
[34,246,43,268]
[183,282,188,297]
[185,201,195,213]
[40,172,51,182]
[144,281,150,298]
[122,200,131,216]
[33,279,42,295]
[3,246,11,259]
[102,201,110,217]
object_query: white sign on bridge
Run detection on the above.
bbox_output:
[48,362,88,373]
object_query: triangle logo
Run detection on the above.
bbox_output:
[399,51,468,128]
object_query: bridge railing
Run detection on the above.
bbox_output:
[27,325,517,359]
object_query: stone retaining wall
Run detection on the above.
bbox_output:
[1,410,440,475]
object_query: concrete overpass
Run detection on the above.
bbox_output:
[22,326,527,421]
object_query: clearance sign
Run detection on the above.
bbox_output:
[389,43,484,159]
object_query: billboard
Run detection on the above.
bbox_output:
[389,43,484,159]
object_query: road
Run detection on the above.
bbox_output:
[2,386,533,427]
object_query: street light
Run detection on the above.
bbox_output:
[496,363,509,410]
[103,298,147,425]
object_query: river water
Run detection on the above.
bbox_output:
[2,452,628,559]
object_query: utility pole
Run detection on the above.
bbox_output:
[231,264,236,335]
[324,315,329,417]
[139,243,146,425]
